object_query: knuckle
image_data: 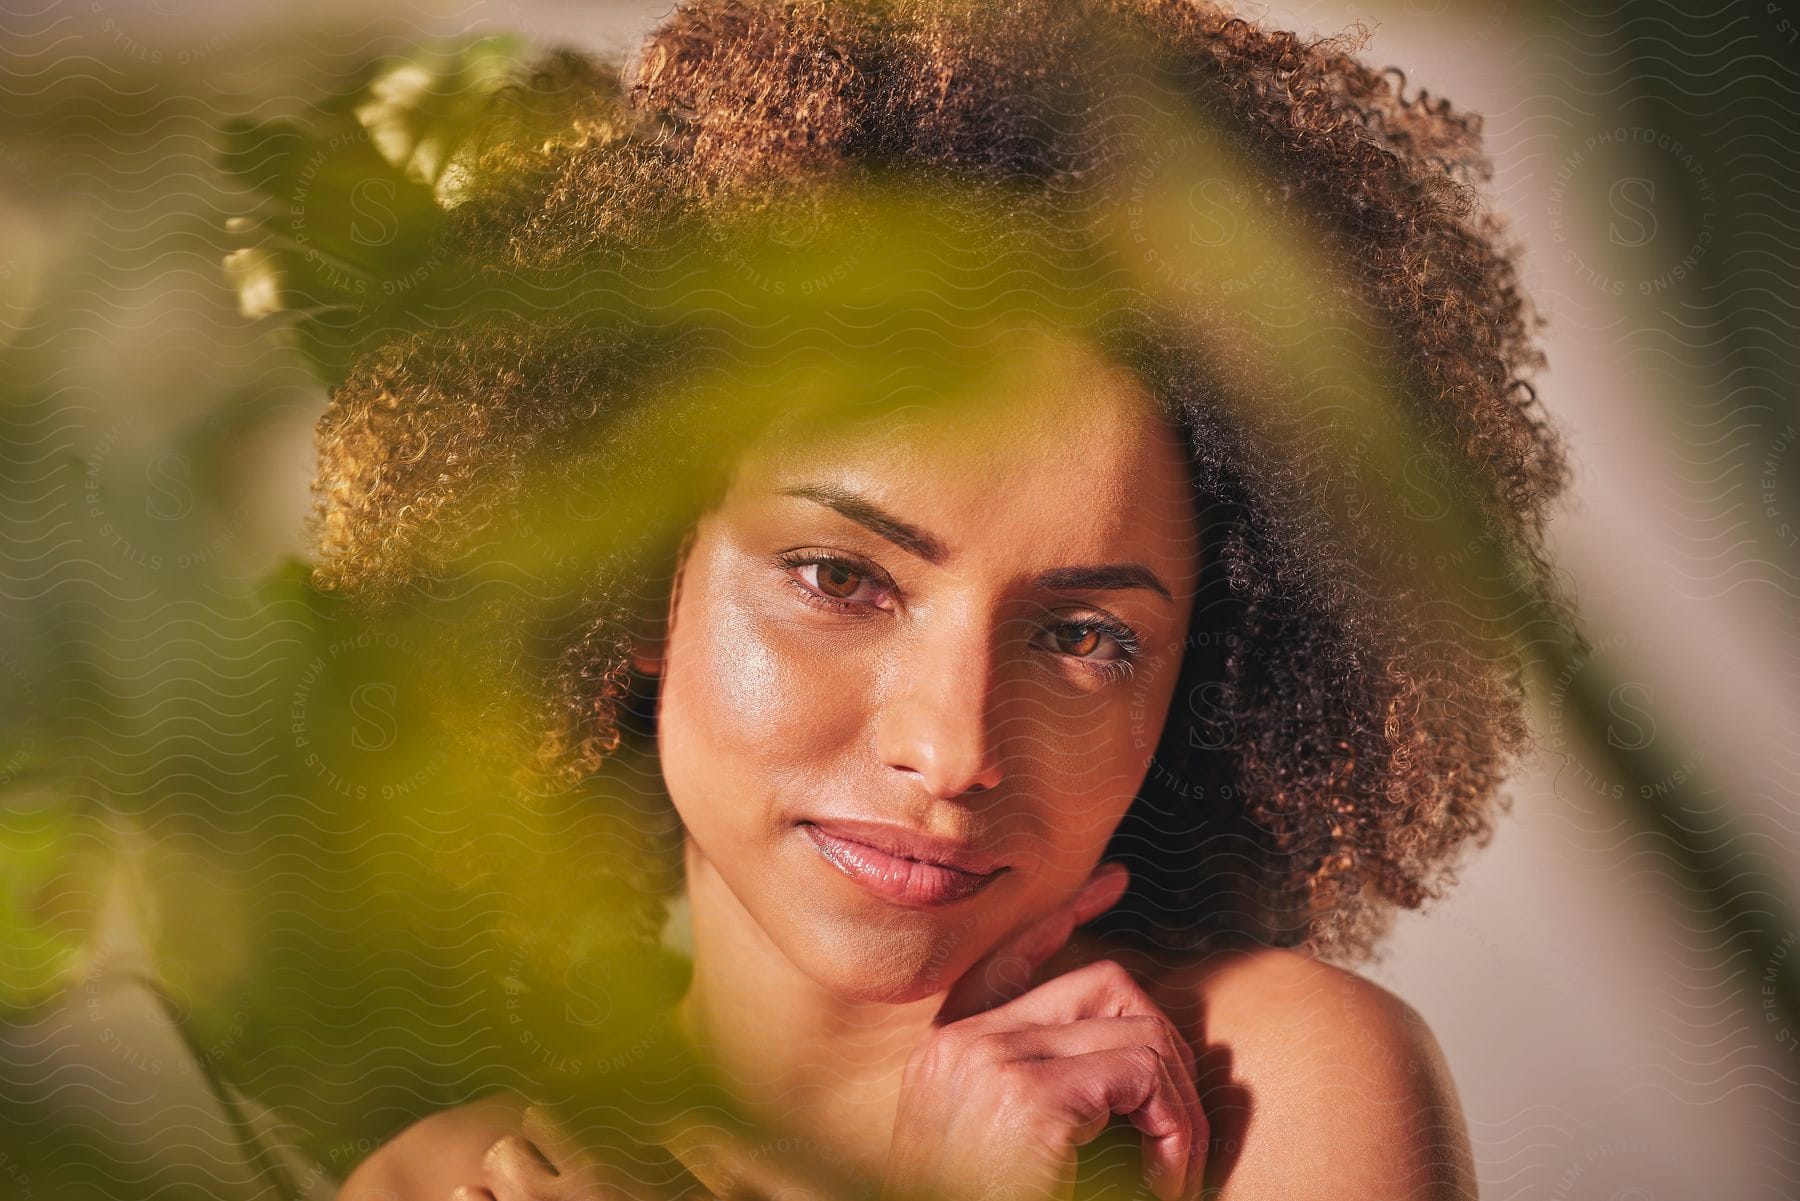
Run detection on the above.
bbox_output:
[1092,958,1135,989]
[482,1134,555,1185]
[991,1054,1029,1087]
[968,1030,1016,1069]
[992,1056,1041,1105]
[482,1134,529,1166]
[931,1023,973,1057]
[1087,958,1144,1008]
[922,1026,973,1074]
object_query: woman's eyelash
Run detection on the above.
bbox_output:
[1050,616,1140,684]
[774,550,894,614]
[1064,616,1142,668]
[772,550,1143,679]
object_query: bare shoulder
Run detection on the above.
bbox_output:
[1150,946,1476,1200]
[1172,943,1436,1053]
[336,1091,531,1201]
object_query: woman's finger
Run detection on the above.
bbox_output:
[936,861,1130,1024]
[1014,1043,1196,1201]
[519,1106,595,1173]
[985,1017,1207,1201]
[955,956,1198,1082]
[511,1106,620,1198]
[987,1014,1199,1097]
[481,1133,565,1199]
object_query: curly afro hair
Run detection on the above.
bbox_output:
[309,0,1581,963]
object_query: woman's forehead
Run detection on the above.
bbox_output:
[753,353,1170,480]
[750,336,1167,459]
[717,365,1201,580]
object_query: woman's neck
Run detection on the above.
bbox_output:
[671,838,941,1191]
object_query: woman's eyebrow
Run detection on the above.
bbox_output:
[775,482,1174,602]
[778,483,947,563]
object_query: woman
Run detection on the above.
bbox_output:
[325,0,1575,1197]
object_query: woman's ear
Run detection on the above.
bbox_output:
[629,637,665,678]
[626,604,670,678]
[630,523,699,679]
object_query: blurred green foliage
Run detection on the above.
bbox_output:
[1,5,1796,1199]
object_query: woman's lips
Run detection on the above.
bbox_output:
[800,821,1004,907]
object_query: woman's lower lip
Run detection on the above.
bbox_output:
[800,823,1001,907]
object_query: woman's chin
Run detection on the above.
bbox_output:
[789,925,976,1006]
[827,974,945,1006]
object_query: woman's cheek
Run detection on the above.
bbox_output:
[664,587,867,826]
[1041,708,1151,861]
[737,593,871,725]
[1027,691,1138,788]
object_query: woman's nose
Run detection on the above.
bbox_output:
[874,615,1010,800]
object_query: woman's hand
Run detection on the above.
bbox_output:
[882,863,1208,1201]
[458,1105,642,1201]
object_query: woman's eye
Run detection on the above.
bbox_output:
[807,559,867,600]
[1049,623,1103,658]
[1046,621,1131,662]
[777,552,892,610]
[776,553,1139,678]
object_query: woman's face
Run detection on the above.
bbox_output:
[652,347,1205,1003]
